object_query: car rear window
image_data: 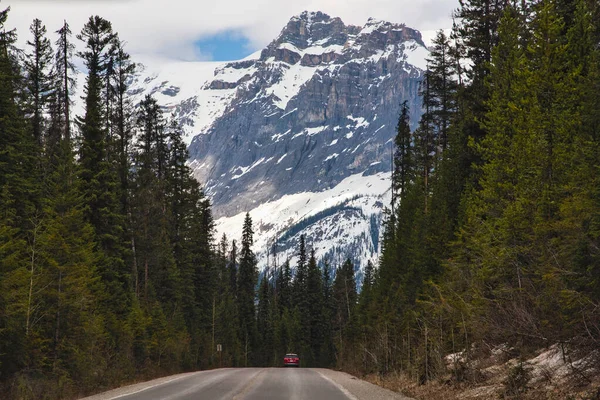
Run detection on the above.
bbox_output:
[285,354,298,357]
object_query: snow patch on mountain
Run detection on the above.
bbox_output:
[127,57,235,144]
[265,62,319,109]
[403,40,430,71]
[215,171,391,274]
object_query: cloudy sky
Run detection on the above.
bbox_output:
[2,0,456,63]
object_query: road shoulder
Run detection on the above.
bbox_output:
[314,369,414,400]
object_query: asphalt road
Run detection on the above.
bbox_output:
[81,368,413,400]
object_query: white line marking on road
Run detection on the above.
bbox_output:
[109,373,199,399]
[316,371,360,400]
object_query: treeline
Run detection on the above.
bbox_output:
[348,0,600,387]
[215,228,364,369]
[0,9,221,399]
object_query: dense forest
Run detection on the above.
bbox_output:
[0,9,218,399]
[359,0,600,390]
[1,0,600,398]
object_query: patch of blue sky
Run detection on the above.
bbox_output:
[194,31,254,61]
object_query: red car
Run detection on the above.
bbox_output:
[284,353,300,367]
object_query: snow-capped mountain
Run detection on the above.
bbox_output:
[128,11,428,276]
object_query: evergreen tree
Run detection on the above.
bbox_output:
[0,7,39,231]
[0,10,228,395]
[54,20,76,144]
[306,249,324,366]
[110,39,135,216]
[358,260,374,319]
[77,16,131,353]
[187,186,215,367]
[453,0,506,100]
[291,235,310,363]
[358,260,376,372]
[24,18,53,149]
[229,239,238,294]
[320,259,335,367]
[278,259,292,313]
[415,72,435,208]
[131,95,177,304]
[427,29,458,155]
[39,139,104,391]
[237,213,257,366]
[256,270,274,366]
[393,101,412,203]
[292,235,308,305]
[0,5,41,384]
[452,0,508,189]
[332,258,358,368]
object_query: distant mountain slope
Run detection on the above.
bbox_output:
[128,11,428,274]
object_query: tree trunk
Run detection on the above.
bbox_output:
[54,269,62,371]
[26,219,41,336]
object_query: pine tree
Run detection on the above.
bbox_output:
[452,0,508,189]
[292,235,308,305]
[320,259,335,367]
[358,260,376,371]
[165,119,212,345]
[39,139,104,389]
[393,101,412,203]
[306,249,324,366]
[257,271,273,366]
[237,213,257,366]
[413,67,437,214]
[132,95,176,304]
[291,235,311,363]
[427,30,458,155]
[215,263,241,367]
[229,239,238,294]
[54,20,76,145]
[277,259,292,313]
[453,0,506,99]
[24,18,53,149]
[77,15,130,324]
[449,0,583,351]
[332,258,358,368]
[110,39,135,216]
[188,187,215,367]
[0,7,39,231]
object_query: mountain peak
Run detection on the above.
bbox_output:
[360,17,403,34]
[259,13,425,67]
[291,10,332,23]
[266,10,348,52]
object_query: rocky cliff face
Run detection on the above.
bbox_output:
[129,11,428,274]
[187,12,426,220]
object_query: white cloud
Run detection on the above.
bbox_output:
[2,0,456,62]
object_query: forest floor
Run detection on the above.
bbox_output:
[364,344,600,399]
